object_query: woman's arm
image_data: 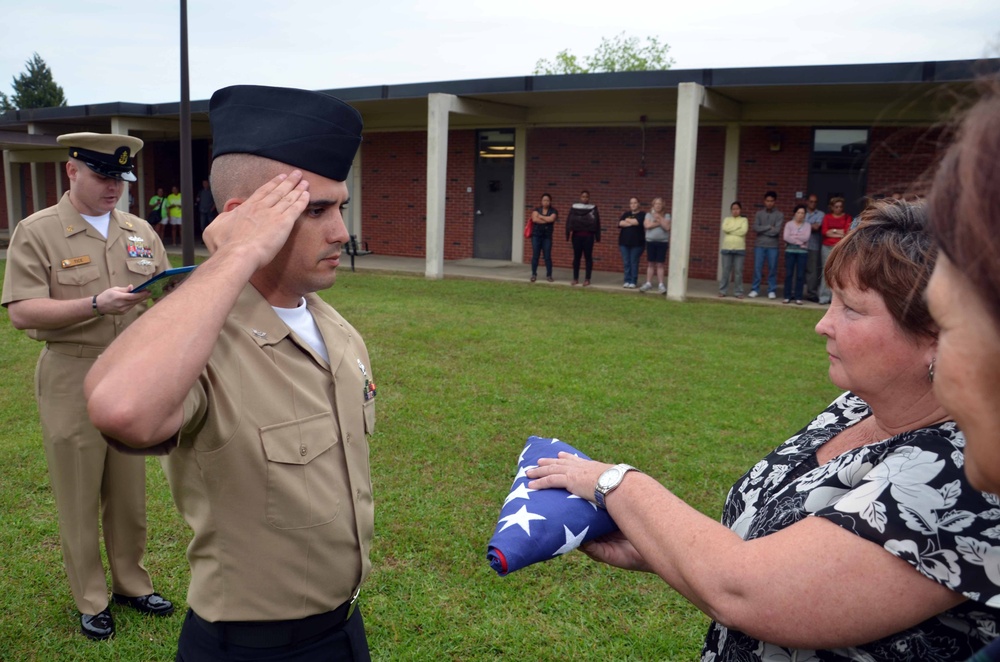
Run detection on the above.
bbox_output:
[528,454,964,649]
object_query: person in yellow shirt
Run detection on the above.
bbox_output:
[718,201,749,297]
[165,185,182,245]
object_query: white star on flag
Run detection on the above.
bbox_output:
[511,463,537,486]
[498,505,546,535]
[503,483,535,506]
[552,525,590,556]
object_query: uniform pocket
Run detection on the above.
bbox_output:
[259,412,341,529]
[125,258,158,277]
[363,400,375,435]
[55,264,100,287]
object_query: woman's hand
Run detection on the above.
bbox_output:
[581,531,653,572]
[527,451,612,503]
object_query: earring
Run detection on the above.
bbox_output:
[928,359,935,383]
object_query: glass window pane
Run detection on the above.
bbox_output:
[814,129,868,154]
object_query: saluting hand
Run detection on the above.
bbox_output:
[203,171,310,269]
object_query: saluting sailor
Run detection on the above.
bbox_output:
[86,86,377,661]
[2,132,174,640]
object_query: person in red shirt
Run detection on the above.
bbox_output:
[818,197,850,304]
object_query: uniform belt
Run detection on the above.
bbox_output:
[190,588,360,649]
[45,343,104,359]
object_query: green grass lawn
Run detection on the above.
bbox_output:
[0,262,840,661]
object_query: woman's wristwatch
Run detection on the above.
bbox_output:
[594,464,639,509]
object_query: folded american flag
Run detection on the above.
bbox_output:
[487,436,618,576]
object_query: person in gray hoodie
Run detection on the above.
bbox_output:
[749,191,783,298]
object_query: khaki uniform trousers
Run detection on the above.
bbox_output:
[36,346,153,615]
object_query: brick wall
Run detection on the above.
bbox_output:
[361,130,476,260]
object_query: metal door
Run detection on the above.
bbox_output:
[473,129,514,259]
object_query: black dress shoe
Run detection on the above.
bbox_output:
[112,592,175,617]
[81,608,115,640]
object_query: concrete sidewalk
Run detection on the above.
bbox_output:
[0,237,822,308]
[340,253,823,308]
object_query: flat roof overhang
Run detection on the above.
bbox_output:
[0,58,996,141]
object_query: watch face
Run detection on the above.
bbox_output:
[598,467,622,491]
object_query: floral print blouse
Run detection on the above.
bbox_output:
[702,392,1000,661]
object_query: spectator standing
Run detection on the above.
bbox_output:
[818,197,851,304]
[782,204,811,304]
[565,190,601,286]
[617,196,645,288]
[639,197,670,294]
[718,202,748,298]
[803,193,825,301]
[148,187,166,241]
[165,185,182,246]
[2,133,173,641]
[196,179,216,239]
[749,191,782,299]
[529,193,557,282]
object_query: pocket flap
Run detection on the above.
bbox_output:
[125,258,158,277]
[56,264,100,286]
[260,412,337,465]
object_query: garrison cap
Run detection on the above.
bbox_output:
[209,85,362,181]
[58,132,143,182]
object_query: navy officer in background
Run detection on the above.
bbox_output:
[85,86,376,661]
[2,133,174,640]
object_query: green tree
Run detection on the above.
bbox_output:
[534,32,674,75]
[0,53,68,111]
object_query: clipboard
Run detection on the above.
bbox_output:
[134,266,196,298]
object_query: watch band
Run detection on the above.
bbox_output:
[92,294,103,317]
[594,463,638,510]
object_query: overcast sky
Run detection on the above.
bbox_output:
[2,0,998,107]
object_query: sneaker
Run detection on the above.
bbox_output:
[625,283,635,289]
[571,280,579,286]
[748,291,758,298]
[657,284,667,295]
[768,292,776,299]
[623,283,630,289]
[795,300,803,305]
[81,608,115,640]
[783,299,790,304]
[546,276,554,283]
[530,275,536,283]
[583,280,590,287]
[639,282,652,292]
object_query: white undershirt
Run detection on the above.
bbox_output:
[272,298,330,363]
[81,212,111,239]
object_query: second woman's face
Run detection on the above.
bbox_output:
[926,254,1000,493]
[731,205,741,216]
[814,276,935,403]
[833,202,844,214]
[541,196,550,207]
[794,208,806,223]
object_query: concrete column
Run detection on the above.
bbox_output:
[511,126,527,263]
[4,150,23,230]
[346,146,362,239]
[136,145,147,217]
[110,117,131,213]
[425,93,453,279]
[717,123,741,281]
[55,161,64,199]
[667,82,703,302]
[27,124,46,212]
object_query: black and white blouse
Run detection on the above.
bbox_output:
[702,392,1000,661]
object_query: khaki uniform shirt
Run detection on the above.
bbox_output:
[164,284,376,622]
[1,193,168,343]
